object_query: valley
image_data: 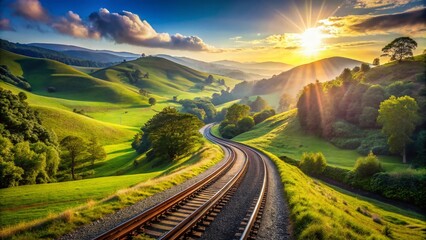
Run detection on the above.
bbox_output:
[0,2,425,238]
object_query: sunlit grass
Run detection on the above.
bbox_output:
[234,109,404,172]
[0,142,224,239]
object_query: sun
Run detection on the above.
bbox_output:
[301,28,323,55]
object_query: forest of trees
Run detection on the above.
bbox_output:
[0,88,106,187]
[297,38,426,162]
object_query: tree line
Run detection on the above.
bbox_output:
[0,88,106,188]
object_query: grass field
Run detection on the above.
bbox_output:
[234,109,405,172]
[262,150,425,239]
[0,142,224,235]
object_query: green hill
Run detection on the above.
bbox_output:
[92,56,240,99]
[233,110,404,172]
[0,49,147,105]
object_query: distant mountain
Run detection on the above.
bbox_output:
[0,39,110,68]
[251,56,364,96]
[29,43,139,63]
[213,60,293,77]
[29,43,140,58]
[156,54,265,81]
[61,50,135,63]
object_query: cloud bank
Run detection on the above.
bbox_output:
[319,8,426,36]
[10,0,212,51]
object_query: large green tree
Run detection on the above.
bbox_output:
[377,96,419,163]
[87,137,106,166]
[60,136,87,180]
[249,96,268,112]
[381,37,417,62]
[225,104,250,124]
[133,107,204,160]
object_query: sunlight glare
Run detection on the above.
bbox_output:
[301,28,323,55]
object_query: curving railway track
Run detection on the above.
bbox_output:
[93,124,269,240]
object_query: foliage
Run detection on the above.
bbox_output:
[0,65,31,91]
[253,109,276,124]
[225,103,250,124]
[60,136,87,180]
[381,37,417,62]
[0,88,61,187]
[221,124,239,139]
[87,137,106,166]
[248,96,269,112]
[299,152,327,175]
[372,58,380,66]
[377,96,419,163]
[148,97,156,106]
[277,93,293,112]
[370,169,426,209]
[359,107,379,128]
[360,63,371,72]
[237,116,255,132]
[205,74,214,84]
[133,107,204,160]
[354,152,383,178]
[0,88,57,145]
[180,98,217,123]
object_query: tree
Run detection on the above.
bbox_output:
[225,104,250,124]
[149,111,204,160]
[377,96,419,163]
[237,116,255,133]
[149,97,156,106]
[205,75,214,85]
[249,96,268,112]
[87,137,106,166]
[340,68,353,82]
[278,94,293,112]
[373,58,380,66]
[381,37,417,62]
[360,63,370,72]
[60,136,87,180]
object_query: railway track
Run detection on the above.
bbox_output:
[93,125,268,240]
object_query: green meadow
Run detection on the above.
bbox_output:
[233,109,405,172]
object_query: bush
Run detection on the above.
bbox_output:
[279,155,299,166]
[253,109,276,124]
[356,131,389,155]
[354,152,383,178]
[370,169,426,209]
[221,124,239,139]
[359,107,379,128]
[331,121,363,138]
[330,137,361,149]
[322,165,350,183]
[299,152,327,175]
[237,116,255,133]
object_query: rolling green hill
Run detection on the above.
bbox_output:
[233,109,404,172]
[0,49,147,105]
[92,56,240,99]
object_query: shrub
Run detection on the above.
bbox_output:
[299,152,327,175]
[330,137,361,149]
[279,155,299,166]
[359,107,378,128]
[237,116,255,133]
[253,109,276,124]
[354,152,383,178]
[221,124,239,139]
[322,165,350,183]
[370,169,426,209]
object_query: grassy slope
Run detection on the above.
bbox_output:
[228,109,425,239]
[0,142,223,229]
[92,56,240,99]
[234,109,403,172]
[0,49,146,105]
[264,150,425,239]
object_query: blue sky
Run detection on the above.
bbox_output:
[0,0,425,64]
